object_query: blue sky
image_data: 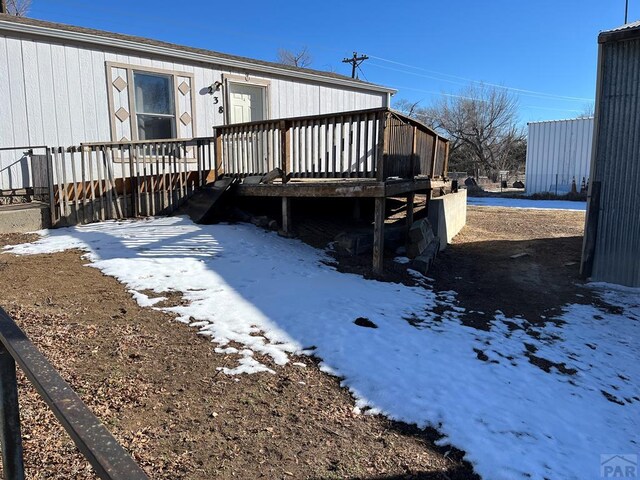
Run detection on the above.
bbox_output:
[30,0,638,124]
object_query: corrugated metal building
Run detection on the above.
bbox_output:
[581,21,640,287]
[525,118,594,194]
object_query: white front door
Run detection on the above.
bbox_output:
[228,83,266,123]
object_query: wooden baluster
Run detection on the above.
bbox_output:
[69,147,80,224]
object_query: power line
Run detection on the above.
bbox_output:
[356,64,369,82]
[392,85,583,113]
[368,54,592,102]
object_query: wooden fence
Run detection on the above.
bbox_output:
[42,137,216,226]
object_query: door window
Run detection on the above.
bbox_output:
[228,83,266,123]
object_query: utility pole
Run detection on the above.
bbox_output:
[625,0,629,23]
[342,52,369,79]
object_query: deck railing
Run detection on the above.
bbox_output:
[43,137,216,226]
[0,307,148,479]
[214,107,449,181]
[2,108,448,228]
[0,146,51,200]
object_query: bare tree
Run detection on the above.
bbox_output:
[396,85,525,178]
[577,102,595,118]
[277,47,312,68]
[3,0,31,16]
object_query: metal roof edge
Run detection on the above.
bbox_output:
[0,18,397,95]
[527,117,594,125]
[598,21,640,44]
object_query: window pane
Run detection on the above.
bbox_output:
[134,72,174,115]
[137,115,174,140]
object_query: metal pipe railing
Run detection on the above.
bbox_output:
[0,307,148,480]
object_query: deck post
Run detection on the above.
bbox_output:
[411,126,418,177]
[442,140,450,178]
[282,196,291,235]
[375,111,388,182]
[280,121,291,183]
[214,129,223,181]
[0,343,25,480]
[373,196,385,274]
[431,137,439,179]
[45,147,57,227]
[406,191,415,234]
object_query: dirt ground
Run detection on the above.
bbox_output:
[433,206,591,325]
[0,204,587,480]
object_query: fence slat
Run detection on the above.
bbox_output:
[69,148,81,224]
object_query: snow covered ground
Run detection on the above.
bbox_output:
[5,217,638,480]
[468,196,587,210]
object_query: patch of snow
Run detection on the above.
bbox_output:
[468,197,586,211]
[6,217,639,480]
[219,355,275,375]
[292,362,306,368]
[214,347,239,355]
[129,289,166,307]
[393,256,411,264]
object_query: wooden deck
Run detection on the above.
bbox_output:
[233,177,443,274]
[30,107,449,273]
[218,108,450,273]
[235,177,433,198]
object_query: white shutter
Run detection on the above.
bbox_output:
[175,75,194,138]
[108,65,133,142]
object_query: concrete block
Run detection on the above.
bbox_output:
[0,202,50,234]
[411,255,432,274]
[423,239,439,261]
[410,239,439,274]
[427,189,467,251]
[407,237,428,259]
[423,226,435,245]
[408,221,427,243]
[409,218,435,244]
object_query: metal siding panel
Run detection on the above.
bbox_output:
[64,46,85,144]
[22,40,43,150]
[525,118,594,194]
[77,48,99,142]
[91,50,110,141]
[0,36,17,189]
[3,37,30,189]
[50,43,73,146]
[590,38,640,286]
[36,42,59,145]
